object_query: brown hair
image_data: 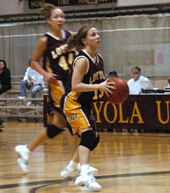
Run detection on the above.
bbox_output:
[67,25,92,50]
[131,66,141,72]
[41,3,56,19]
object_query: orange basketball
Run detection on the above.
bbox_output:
[107,77,129,104]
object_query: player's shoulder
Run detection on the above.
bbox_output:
[39,34,48,44]
[74,52,89,70]
[74,54,88,64]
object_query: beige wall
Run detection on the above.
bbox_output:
[0,0,37,15]
[0,0,24,15]
[1,0,170,16]
[1,14,170,79]
[118,0,170,7]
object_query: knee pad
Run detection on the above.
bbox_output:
[79,130,100,151]
[46,125,64,138]
[93,134,100,150]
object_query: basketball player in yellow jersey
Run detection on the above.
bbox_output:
[15,4,92,175]
[63,26,115,191]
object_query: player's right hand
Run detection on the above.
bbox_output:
[44,72,58,84]
[98,80,115,97]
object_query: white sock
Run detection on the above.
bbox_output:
[80,164,89,176]
[67,160,78,169]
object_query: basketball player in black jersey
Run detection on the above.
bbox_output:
[15,4,91,175]
[63,26,115,191]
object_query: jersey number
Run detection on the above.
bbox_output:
[93,90,104,100]
[59,53,74,71]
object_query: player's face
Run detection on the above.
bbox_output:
[85,28,101,49]
[48,8,65,31]
[131,69,140,80]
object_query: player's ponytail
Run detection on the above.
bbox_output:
[67,25,91,51]
[41,3,56,19]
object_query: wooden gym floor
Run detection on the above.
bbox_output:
[1,121,170,193]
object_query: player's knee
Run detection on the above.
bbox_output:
[46,125,64,138]
[79,130,100,151]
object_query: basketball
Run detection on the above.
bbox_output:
[107,77,129,104]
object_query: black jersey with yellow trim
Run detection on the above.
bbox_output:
[76,50,105,108]
[43,30,76,92]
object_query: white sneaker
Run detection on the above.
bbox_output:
[89,166,98,174]
[60,161,77,178]
[75,164,99,186]
[75,175,87,186]
[77,164,98,175]
[15,145,30,161]
[60,167,76,178]
[75,174,102,191]
[15,145,30,172]
[86,175,102,192]
[17,158,29,173]
[60,162,98,178]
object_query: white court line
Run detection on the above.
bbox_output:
[101,27,170,32]
[0,33,44,39]
[0,26,170,38]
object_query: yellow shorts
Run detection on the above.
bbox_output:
[64,93,90,135]
[48,81,65,108]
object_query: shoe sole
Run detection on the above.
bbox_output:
[15,147,29,160]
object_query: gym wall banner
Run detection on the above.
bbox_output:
[93,95,170,132]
